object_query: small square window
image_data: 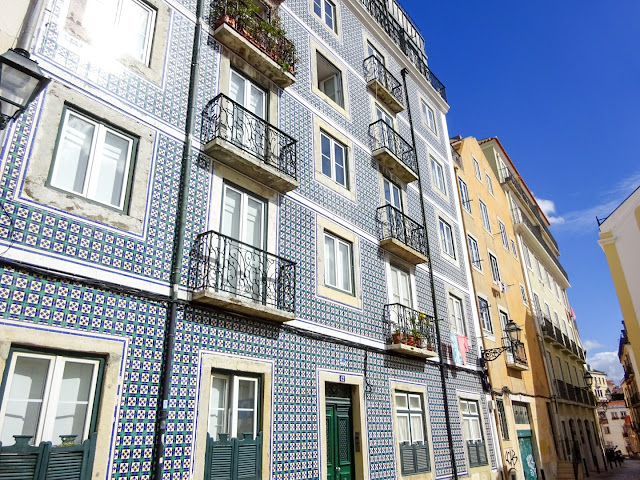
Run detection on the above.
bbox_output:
[323,231,353,294]
[430,156,446,194]
[49,107,137,211]
[313,0,337,33]
[473,157,482,181]
[467,235,481,271]
[485,173,494,195]
[479,199,491,232]
[439,218,455,259]
[316,53,344,107]
[320,131,348,188]
[421,101,437,134]
[458,177,471,213]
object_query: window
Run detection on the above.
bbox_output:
[366,41,384,64]
[395,391,430,475]
[496,399,509,440]
[320,131,348,188]
[317,53,343,106]
[459,177,471,213]
[0,350,102,446]
[313,0,337,32]
[69,0,156,64]
[439,218,456,259]
[510,239,518,258]
[498,220,508,249]
[324,232,353,294]
[604,427,610,434]
[422,101,437,134]
[460,399,488,467]
[479,199,491,232]
[220,183,266,248]
[485,173,494,195]
[499,310,514,362]
[49,107,136,210]
[449,294,466,335]
[473,157,481,181]
[430,156,446,193]
[478,296,493,334]
[520,285,528,305]
[489,253,501,284]
[523,244,532,269]
[389,265,412,307]
[209,373,259,439]
[383,176,402,210]
[467,235,481,270]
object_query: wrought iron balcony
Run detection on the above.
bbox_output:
[189,230,296,322]
[202,93,298,192]
[363,55,404,113]
[385,303,437,358]
[506,342,528,370]
[556,379,568,400]
[376,205,428,264]
[369,120,418,183]
[566,383,577,402]
[210,0,296,87]
[541,316,555,341]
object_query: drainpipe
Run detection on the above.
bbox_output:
[16,0,46,51]
[153,0,205,477]
[400,68,458,480]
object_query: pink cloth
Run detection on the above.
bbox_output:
[457,335,469,364]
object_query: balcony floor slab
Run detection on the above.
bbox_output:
[372,148,418,184]
[192,288,295,323]
[387,343,437,359]
[380,238,428,265]
[366,79,404,113]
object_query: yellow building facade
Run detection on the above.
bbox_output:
[451,137,556,480]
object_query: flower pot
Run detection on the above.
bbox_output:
[427,342,433,351]
[392,333,402,344]
[407,336,415,347]
[215,15,236,29]
[414,336,422,348]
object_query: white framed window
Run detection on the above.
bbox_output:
[317,53,343,106]
[439,218,456,259]
[460,399,488,467]
[467,235,481,271]
[479,199,491,232]
[208,373,259,440]
[0,351,101,446]
[324,231,353,294]
[395,391,426,445]
[485,173,494,195]
[499,310,513,361]
[320,131,347,188]
[220,183,266,249]
[383,176,402,210]
[366,41,384,64]
[489,253,501,284]
[520,284,528,305]
[389,264,413,308]
[49,107,136,211]
[313,0,337,33]
[430,156,446,194]
[498,220,509,249]
[421,101,437,134]
[73,0,156,64]
[523,244,532,269]
[473,157,482,181]
[536,258,543,280]
[449,294,466,335]
[458,177,471,213]
[510,239,518,258]
[478,296,493,334]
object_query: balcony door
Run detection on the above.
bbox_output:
[220,184,267,301]
[389,265,412,308]
[375,105,396,155]
[229,71,267,159]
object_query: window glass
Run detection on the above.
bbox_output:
[523,244,532,269]
[395,392,426,445]
[439,218,455,259]
[479,200,491,232]
[422,101,437,133]
[208,373,259,439]
[489,253,501,283]
[430,156,446,193]
[510,239,518,258]
[478,297,492,334]
[473,158,482,181]
[366,41,384,64]
[390,265,412,307]
[383,177,402,210]
[485,173,494,195]
[498,220,508,248]
[458,177,471,213]
[317,53,343,106]
[449,294,466,335]
[314,0,337,32]
[50,108,135,210]
[467,235,481,270]
[496,399,509,440]
[520,285,528,305]
[324,232,353,294]
[320,132,347,187]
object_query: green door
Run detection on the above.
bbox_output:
[518,430,538,480]
[326,400,354,480]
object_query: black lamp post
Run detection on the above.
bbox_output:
[0,48,50,130]
[482,319,522,362]
[584,371,594,388]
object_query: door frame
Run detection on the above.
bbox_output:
[318,370,370,480]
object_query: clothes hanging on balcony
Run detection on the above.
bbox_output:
[450,332,463,365]
[457,334,469,364]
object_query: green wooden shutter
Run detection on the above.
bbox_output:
[477,440,488,466]
[206,434,234,480]
[399,442,416,475]
[205,432,262,480]
[235,432,262,480]
[414,442,430,473]
[467,440,480,467]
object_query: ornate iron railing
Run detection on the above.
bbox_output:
[376,205,427,256]
[369,119,418,175]
[512,342,528,366]
[361,0,447,101]
[542,317,555,338]
[385,303,436,350]
[562,333,571,351]
[210,0,297,73]
[202,93,297,179]
[190,230,296,313]
[363,55,404,106]
[566,383,577,402]
[556,379,568,400]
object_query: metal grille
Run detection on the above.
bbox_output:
[363,55,403,106]
[376,205,426,256]
[368,120,418,174]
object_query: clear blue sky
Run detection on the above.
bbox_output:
[400,0,640,382]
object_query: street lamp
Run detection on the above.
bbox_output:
[482,319,522,362]
[584,371,594,388]
[0,48,50,130]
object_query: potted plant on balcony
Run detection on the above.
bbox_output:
[392,327,404,344]
[419,312,434,351]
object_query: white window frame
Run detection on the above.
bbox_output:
[449,294,467,336]
[510,238,518,258]
[49,108,135,211]
[520,284,528,305]
[0,352,100,445]
[458,177,471,213]
[485,173,494,195]
[489,252,501,284]
[473,157,482,181]
[439,218,456,259]
[479,199,491,232]
[421,101,437,134]
[498,219,509,249]
[388,263,414,308]
[523,243,532,270]
[460,399,485,442]
[478,295,493,334]
[208,373,259,439]
[323,231,354,295]
[430,156,446,194]
[467,235,481,271]
[394,391,426,445]
[320,131,348,188]
[313,0,338,33]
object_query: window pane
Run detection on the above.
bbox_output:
[237,379,255,409]
[313,0,322,16]
[337,241,351,291]
[321,134,332,178]
[53,114,95,194]
[91,130,129,207]
[397,413,410,443]
[51,361,95,443]
[324,235,336,287]
[245,198,264,248]
[221,188,241,240]
[395,392,408,410]
[0,356,50,445]
[236,379,256,437]
[408,394,421,410]
[236,410,255,438]
[334,143,345,186]
[324,0,334,30]
[209,377,228,437]
[119,0,152,62]
[410,414,424,443]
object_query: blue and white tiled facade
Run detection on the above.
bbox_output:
[0,0,496,479]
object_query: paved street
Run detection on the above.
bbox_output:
[588,459,640,479]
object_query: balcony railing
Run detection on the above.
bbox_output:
[512,342,528,365]
[363,55,404,112]
[376,205,427,263]
[190,230,296,317]
[542,316,555,339]
[369,120,418,182]
[567,383,577,402]
[210,0,296,87]
[557,379,568,400]
[385,303,437,358]
[202,94,298,190]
